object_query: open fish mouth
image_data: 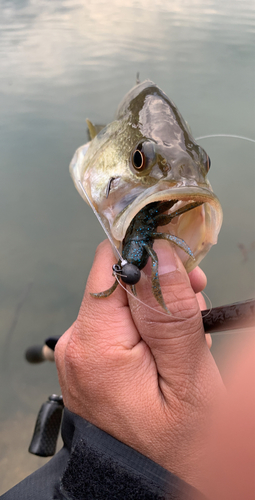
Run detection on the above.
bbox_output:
[111,183,222,272]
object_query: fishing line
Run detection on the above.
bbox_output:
[207,330,241,337]
[115,274,171,317]
[201,290,213,318]
[78,180,126,265]
[78,141,251,325]
[195,134,255,143]
[79,180,215,319]
[115,272,210,321]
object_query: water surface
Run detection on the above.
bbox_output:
[0,0,254,492]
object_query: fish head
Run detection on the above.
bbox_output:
[70,81,222,271]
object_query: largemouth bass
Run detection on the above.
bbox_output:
[70,80,223,311]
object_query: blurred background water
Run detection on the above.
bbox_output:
[0,0,254,493]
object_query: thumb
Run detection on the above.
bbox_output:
[128,240,219,398]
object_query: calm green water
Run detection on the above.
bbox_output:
[0,0,254,492]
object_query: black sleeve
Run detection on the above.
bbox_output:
[1,408,206,500]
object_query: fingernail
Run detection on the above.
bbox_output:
[153,240,177,275]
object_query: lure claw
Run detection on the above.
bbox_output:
[90,278,119,298]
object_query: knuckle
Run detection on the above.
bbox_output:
[54,335,66,366]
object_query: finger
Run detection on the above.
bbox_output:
[188,267,207,294]
[74,240,140,350]
[129,240,221,398]
[196,291,207,311]
[188,266,208,312]
[194,292,212,348]
[205,333,212,349]
[54,325,73,372]
[54,325,74,399]
[188,277,211,347]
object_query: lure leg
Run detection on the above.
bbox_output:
[152,232,195,260]
[130,285,137,296]
[144,244,171,314]
[90,278,119,298]
[154,201,204,227]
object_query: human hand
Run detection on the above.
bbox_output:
[55,240,224,491]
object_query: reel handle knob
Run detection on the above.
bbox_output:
[28,395,64,457]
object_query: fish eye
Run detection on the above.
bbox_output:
[199,146,211,174]
[206,155,211,172]
[132,149,145,170]
[131,141,156,173]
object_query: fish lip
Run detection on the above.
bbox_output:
[111,183,223,243]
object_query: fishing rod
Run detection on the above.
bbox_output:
[25,297,255,365]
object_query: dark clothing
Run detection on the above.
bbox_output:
[1,408,205,499]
